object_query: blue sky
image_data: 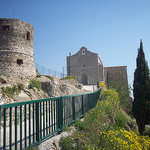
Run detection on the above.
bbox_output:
[1,0,150,86]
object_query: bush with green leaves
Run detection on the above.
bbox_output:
[29,79,41,90]
[75,119,87,131]
[17,83,24,92]
[36,73,41,78]
[61,76,77,80]
[115,113,127,128]
[59,136,74,150]
[1,86,16,98]
[1,83,24,98]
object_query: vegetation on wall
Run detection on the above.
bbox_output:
[59,83,150,150]
[36,73,41,78]
[107,76,131,113]
[132,40,150,135]
[29,79,41,90]
[1,83,24,98]
[61,76,77,80]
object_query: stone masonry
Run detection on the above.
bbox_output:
[0,18,36,81]
[67,47,104,85]
[67,47,128,87]
[104,66,128,89]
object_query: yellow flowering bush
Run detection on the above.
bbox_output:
[60,88,150,150]
[99,81,106,88]
[98,129,150,150]
[99,89,120,117]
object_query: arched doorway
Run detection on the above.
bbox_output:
[82,75,88,85]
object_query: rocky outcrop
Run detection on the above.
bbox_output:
[38,76,87,97]
[0,76,89,105]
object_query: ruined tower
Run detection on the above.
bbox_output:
[0,18,36,81]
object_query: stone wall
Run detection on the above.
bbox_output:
[104,66,128,89]
[0,18,36,80]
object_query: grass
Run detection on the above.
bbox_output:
[26,146,38,150]
[63,126,73,132]
[36,73,41,78]
[46,75,54,80]
[29,79,41,90]
[1,83,25,98]
[61,76,77,80]
[0,74,7,76]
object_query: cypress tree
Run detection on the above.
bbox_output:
[132,40,150,135]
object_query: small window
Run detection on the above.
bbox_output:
[82,49,85,55]
[17,59,23,65]
[3,26,9,31]
[2,20,7,23]
[27,31,30,40]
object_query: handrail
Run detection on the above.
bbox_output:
[0,89,99,109]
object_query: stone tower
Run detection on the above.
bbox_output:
[0,18,36,81]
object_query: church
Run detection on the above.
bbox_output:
[67,47,128,87]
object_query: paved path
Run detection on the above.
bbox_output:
[38,127,75,150]
[83,85,97,92]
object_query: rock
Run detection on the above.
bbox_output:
[0,75,88,105]
[13,91,31,101]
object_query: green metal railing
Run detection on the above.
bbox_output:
[0,88,100,150]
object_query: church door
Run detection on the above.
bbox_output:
[82,75,88,85]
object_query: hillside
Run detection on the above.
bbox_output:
[59,87,150,150]
[0,76,89,105]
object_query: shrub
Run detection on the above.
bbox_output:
[36,73,41,78]
[115,113,127,128]
[100,89,120,117]
[29,79,41,90]
[59,136,74,150]
[75,119,87,131]
[61,76,77,80]
[17,83,24,92]
[48,76,54,80]
[99,81,106,88]
[98,129,150,150]
[2,85,19,98]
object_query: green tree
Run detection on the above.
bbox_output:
[132,40,150,135]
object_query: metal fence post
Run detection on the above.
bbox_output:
[81,95,84,115]
[0,106,1,148]
[58,97,63,133]
[88,95,91,110]
[3,109,6,150]
[36,103,40,142]
[60,98,63,128]
[72,97,75,120]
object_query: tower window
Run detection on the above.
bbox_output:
[27,31,30,40]
[3,26,9,31]
[17,59,23,65]
[82,49,85,55]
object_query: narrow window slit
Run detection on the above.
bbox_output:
[17,59,23,65]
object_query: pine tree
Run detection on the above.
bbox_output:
[132,40,150,135]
